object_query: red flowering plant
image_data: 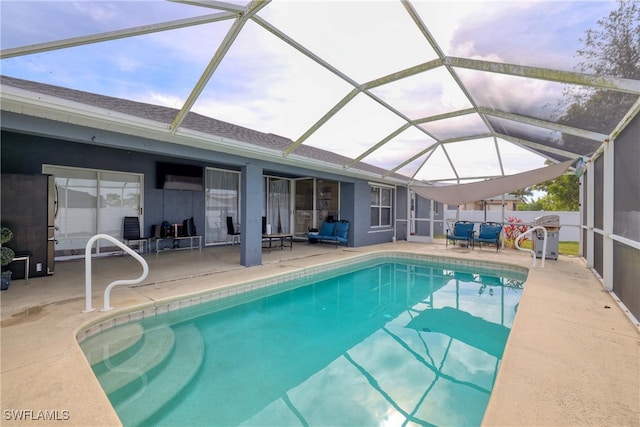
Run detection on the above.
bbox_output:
[503,216,529,248]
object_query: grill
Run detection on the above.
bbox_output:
[533,215,561,260]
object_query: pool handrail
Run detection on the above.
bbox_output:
[84,234,149,312]
[515,225,547,268]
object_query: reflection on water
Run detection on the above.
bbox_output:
[82,259,525,427]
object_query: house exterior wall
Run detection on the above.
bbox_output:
[1,114,410,263]
[1,130,209,240]
[461,199,519,211]
[351,180,394,246]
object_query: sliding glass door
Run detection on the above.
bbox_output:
[316,179,339,225]
[292,178,340,237]
[43,165,142,258]
[294,178,314,237]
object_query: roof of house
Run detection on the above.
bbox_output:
[1,74,407,182]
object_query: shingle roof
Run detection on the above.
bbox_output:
[1,75,407,181]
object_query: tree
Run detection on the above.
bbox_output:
[533,174,580,211]
[516,198,545,211]
[558,0,639,134]
[513,186,545,211]
[534,0,639,212]
[577,0,639,81]
[510,188,534,204]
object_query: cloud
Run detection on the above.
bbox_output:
[371,66,474,120]
[445,0,614,71]
[261,1,436,82]
[0,0,612,182]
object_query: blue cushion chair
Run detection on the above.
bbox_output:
[333,221,349,246]
[308,220,349,247]
[473,222,503,251]
[446,221,474,249]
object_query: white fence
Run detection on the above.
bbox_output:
[445,210,580,241]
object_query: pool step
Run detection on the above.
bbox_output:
[96,325,176,396]
[114,324,205,426]
[81,323,145,368]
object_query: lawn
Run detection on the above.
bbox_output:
[516,240,579,256]
[435,236,579,256]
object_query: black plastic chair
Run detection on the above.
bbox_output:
[123,216,147,253]
[226,216,241,245]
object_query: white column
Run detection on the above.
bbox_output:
[603,139,615,290]
[429,199,434,243]
[586,161,595,269]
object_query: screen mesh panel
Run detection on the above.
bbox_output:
[612,113,640,321]
[614,117,640,242]
[593,233,603,278]
[593,156,604,230]
[613,241,640,319]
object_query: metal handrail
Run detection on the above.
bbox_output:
[515,226,547,268]
[84,234,149,312]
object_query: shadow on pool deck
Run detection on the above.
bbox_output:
[1,241,638,426]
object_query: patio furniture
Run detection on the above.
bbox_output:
[446,221,474,249]
[123,216,148,254]
[12,251,31,283]
[226,216,241,245]
[262,233,293,252]
[150,235,202,254]
[308,220,349,247]
[473,222,503,251]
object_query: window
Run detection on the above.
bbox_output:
[370,185,392,227]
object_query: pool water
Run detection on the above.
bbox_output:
[81,257,526,426]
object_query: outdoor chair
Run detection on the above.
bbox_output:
[308,219,349,247]
[473,222,503,251]
[226,216,241,245]
[446,221,474,249]
[122,216,148,253]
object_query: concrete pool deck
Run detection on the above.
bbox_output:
[1,240,638,426]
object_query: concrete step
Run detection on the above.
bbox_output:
[97,325,176,396]
[115,324,205,426]
[81,323,144,369]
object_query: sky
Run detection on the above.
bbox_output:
[0,0,619,183]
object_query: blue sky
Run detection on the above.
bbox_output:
[0,0,619,182]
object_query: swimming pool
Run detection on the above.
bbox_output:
[80,255,526,426]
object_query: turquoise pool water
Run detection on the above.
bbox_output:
[80,257,526,426]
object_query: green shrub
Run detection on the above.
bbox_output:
[1,227,15,270]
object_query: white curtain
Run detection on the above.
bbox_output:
[269,179,290,234]
[205,169,239,244]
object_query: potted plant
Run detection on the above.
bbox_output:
[1,227,15,291]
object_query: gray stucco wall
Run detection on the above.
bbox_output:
[1,130,209,239]
[1,114,409,261]
[351,180,395,246]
